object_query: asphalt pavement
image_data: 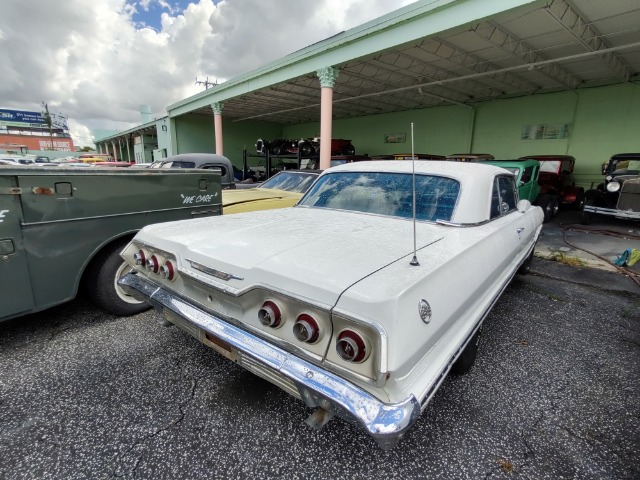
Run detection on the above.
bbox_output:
[1,253,638,479]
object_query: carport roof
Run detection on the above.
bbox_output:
[167,0,640,125]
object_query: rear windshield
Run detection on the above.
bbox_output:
[299,171,460,221]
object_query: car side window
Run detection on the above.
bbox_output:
[521,166,533,184]
[491,176,518,218]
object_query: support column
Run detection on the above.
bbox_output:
[118,139,123,161]
[111,141,117,160]
[211,102,224,156]
[126,135,132,163]
[317,67,339,170]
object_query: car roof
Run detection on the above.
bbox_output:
[519,155,575,161]
[328,159,506,178]
[162,153,232,165]
[480,159,539,168]
[610,153,640,160]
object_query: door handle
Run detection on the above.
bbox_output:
[516,227,525,234]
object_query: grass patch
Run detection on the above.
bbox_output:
[547,250,586,268]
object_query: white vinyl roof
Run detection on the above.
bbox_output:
[169,0,640,125]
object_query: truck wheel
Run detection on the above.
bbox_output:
[87,240,151,316]
[451,328,482,375]
[344,145,356,156]
[580,199,593,225]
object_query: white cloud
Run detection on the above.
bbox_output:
[0,0,416,149]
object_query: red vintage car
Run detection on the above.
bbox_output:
[519,155,584,215]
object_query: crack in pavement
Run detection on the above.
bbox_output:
[107,357,199,479]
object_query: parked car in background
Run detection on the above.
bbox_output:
[445,153,495,161]
[148,153,237,189]
[34,156,50,163]
[118,160,543,449]
[1,156,35,165]
[92,161,135,168]
[581,152,640,224]
[519,155,584,220]
[222,170,320,214]
[78,153,114,163]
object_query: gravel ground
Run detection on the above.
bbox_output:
[1,259,638,479]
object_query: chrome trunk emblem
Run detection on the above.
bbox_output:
[419,299,432,323]
[188,260,244,281]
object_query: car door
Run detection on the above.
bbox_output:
[492,174,534,264]
[0,174,35,320]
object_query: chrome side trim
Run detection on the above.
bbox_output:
[583,205,640,219]
[118,272,421,449]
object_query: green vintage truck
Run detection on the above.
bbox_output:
[0,166,222,322]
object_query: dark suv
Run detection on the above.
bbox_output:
[581,153,640,224]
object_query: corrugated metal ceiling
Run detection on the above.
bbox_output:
[189,0,640,125]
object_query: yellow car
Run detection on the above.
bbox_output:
[222,170,319,214]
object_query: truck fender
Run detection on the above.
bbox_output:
[78,231,138,291]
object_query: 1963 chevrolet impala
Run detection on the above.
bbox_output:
[118,161,544,449]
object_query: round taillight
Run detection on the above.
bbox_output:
[258,301,282,328]
[293,314,320,343]
[336,330,367,363]
[133,250,146,266]
[145,255,159,274]
[160,261,175,280]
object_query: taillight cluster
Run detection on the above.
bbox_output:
[134,249,176,281]
[257,300,370,363]
[259,300,321,345]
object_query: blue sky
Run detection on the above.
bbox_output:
[0,0,414,147]
[127,0,221,30]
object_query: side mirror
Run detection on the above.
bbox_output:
[517,199,531,213]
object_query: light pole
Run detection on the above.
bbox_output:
[41,102,55,151]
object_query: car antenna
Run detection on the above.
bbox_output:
[410,122,419,266]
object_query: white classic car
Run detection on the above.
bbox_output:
[118,161,544,449]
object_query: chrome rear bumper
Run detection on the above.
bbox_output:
[118,272,421,449]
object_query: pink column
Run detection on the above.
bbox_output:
[212,102,224,155]
[316,67,339,170]
[111,141,118,160]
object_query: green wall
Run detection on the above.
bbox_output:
[282,83,640,188]
[174,113,281,167]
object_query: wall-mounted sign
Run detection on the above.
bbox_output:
[521,123,571,140]
[384,132,406,143]
[0,109,48,128]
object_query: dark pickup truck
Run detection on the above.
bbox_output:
[0,166,222,322]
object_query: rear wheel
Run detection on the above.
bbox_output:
[344,144,356,156]
[451,328,482,375]
[538,194,558,223]
[86,240,151,316]
[574,190,585,210]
